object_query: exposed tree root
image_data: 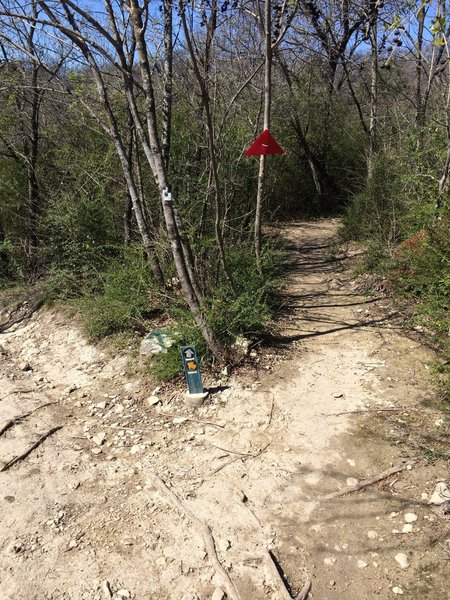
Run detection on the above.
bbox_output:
[0,425,63,472]
[149,472,241,600]
[0,402,57,437]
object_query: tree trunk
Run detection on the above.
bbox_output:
[128,0,228,362]
[255,0,272,267]
[179,2,236,293]
[26,2,41,281]
[162,0,173,171]
[367,15,378,184]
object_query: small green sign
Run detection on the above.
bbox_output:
[180,346,204,395]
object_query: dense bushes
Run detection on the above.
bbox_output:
[341,125,450,398]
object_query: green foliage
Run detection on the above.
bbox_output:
[75,247,155,340]
[148,345,184,382]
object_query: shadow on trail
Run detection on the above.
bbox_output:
[268,223,397,346]
[266,313,401,347]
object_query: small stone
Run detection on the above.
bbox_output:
[102,581,113,599]
[218,539,231,552]
[130,445,141,455]
[116,590,130,599]
[92,432,107,446]
[19,362,32,371]
[324,557,337,566]
[211,589,225,600]
[421,493,428,500]
[367,530,378,540]
[68,539,78,549]
[346,477,358,487]
[96,401,107,409]
[395,553,409,569]
[357,560,368,569]
[429,482,450,505]
[147,396,160,406]
[91,448,102,455]
[347,459,356,467]
[392,587,404,595]
[404,513,417,523]
[333,392,344,398]
[173,417,188,424]
[401,524,413,534]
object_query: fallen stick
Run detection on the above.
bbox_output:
[148,411,225,428]
[0,387,45,402]
[210,455,242,475]
[209,442,256,457]
[151,411,225,428]
[0,402,57,437]
[0,425,63,472]
[210,443,271,474]
[319,458,417,501]
[264,550,312,600]
[297,575,313,600]
[263,393,275,432]
[149,472,241,600]
[322,406,415,417]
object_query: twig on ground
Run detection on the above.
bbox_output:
[0,402,57,437]
[210,443,270,475]
[264,550,312,600]
[297,575,313,600]
[210,455,242,474]
[0,425,63,472]
[148,411,225,428]
[322,406,417,417]
[319,458,417,501]
[209,442,256,456]
[263,393,275,431]
[0,387,46,402]
[149,472,241,600]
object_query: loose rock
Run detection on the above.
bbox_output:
[395,553,409,569]
[357,560,368,569]
[92,432,107,446]
[392,587,404,595]
[147,396,161,407]
[429,482,450,505]
[324,557,337,566]
[404,513,417,523]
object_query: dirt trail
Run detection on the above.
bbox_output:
[0,220,448,600]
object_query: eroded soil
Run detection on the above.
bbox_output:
[0,220,449,600]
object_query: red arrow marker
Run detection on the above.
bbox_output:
[244,129,285,156]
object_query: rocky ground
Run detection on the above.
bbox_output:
[0,220,449,600]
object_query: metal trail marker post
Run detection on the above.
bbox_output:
[180,346,208,406]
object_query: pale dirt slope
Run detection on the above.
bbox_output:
[0,219,448,600]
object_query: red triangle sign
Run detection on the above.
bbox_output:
[244,129,285,156]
